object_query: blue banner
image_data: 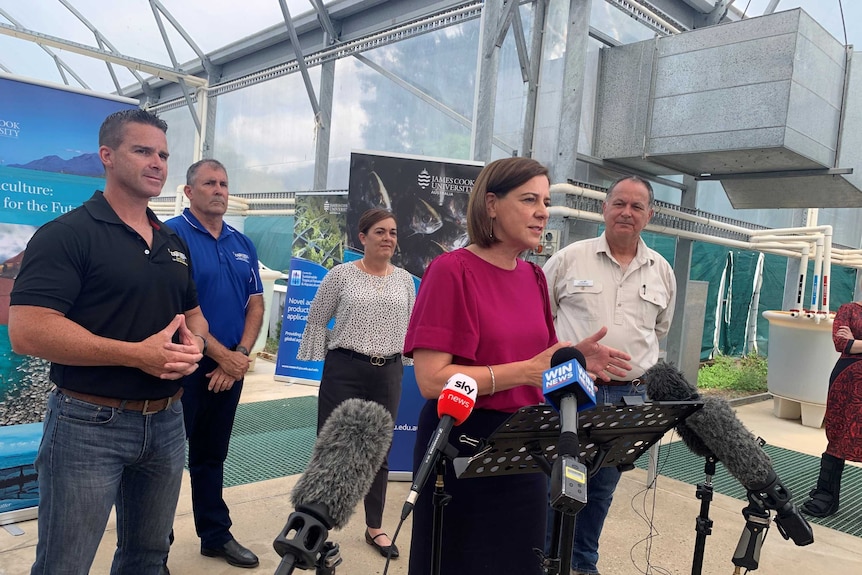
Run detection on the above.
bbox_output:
[275,256,328,381]
[0,74,137,522]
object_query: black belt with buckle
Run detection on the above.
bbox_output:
[333,347,400,366]
[58,387,184,415]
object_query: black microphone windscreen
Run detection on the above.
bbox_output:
[291,398,393,528]
[685,396,773,489]
[551,346,585,368]
[643,361,699,401]
[642,361,713,458]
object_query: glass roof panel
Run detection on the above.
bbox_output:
[0,1,859,96]
[0,0,318,93]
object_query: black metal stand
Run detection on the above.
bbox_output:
[453,400,703,575]
[425,442,458,575]
[691,456,717,575]
[430,457,452,575]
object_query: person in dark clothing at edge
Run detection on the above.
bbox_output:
[9,108,207,575]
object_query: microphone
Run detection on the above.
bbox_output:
[543,347,597,413]
[640,361,713,458]
[401,373,478,520]
[643,361,813,546]
[273,398,393,573]
[544,347,595,515]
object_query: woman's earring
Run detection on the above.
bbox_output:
[489,217,495,240]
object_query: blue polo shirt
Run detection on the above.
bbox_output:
[165,209,263,348]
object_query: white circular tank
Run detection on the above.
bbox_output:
[763,310,838,427]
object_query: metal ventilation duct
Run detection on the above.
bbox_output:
[595,8,861,208]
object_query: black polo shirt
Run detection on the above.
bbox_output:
[10,191,199,399]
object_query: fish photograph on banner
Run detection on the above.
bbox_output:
[347,151,483,279]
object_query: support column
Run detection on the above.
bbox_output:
[522,0,549,159]
[471,0,505,162]
[314,59,335,191]
[200,88,216,160]
[665,175,697,381]
[550,0,591,184]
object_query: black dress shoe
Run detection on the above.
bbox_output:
[365,530,399,558]
[201,538,260,568]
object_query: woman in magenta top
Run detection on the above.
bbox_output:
[404,157,631,575]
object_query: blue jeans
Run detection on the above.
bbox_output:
[547,382,646,574]
[31,389,186,575]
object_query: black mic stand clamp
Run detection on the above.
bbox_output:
[732,494,771,573]
[273,503,343,575]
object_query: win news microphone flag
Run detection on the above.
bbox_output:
[401,373,478,520]
[543,346,597,412]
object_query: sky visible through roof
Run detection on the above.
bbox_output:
[1,1,860,96]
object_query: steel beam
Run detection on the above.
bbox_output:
[0,22,207,87]
[278,0,321,119]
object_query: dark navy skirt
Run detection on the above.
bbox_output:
[407,400,546,575]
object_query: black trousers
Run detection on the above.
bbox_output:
[317,349,402,528]
[181,356,244,548]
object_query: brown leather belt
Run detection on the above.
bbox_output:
[58,388,184,415]
[603,378,643,387]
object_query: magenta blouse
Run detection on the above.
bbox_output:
[404,249,557,413]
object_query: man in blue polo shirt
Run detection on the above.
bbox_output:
[165,159,264,569]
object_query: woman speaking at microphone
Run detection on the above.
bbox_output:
[298,208,415,558]
[404,157,630,575]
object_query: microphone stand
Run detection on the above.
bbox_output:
[545,394,588,575]
[429,442,458,575]
[691,455,717,575]
[451,401,701,575]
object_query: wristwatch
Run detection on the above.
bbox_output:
[195,334,208,355]
[236,345,250,356]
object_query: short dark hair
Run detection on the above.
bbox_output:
[358,208,396,236]
[98,109,167,149]
[605,175,654,206]
[467,157,549,248]
[186,159,228,186]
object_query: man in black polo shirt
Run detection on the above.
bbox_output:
[8,109,208,575]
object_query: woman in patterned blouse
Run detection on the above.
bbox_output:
[298,208,415,558]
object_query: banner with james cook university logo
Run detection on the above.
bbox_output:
[0,74,137,521]
[275,151,483,477]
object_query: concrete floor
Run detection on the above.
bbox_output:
[2,358,860,574]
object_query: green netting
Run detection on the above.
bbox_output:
[221,396,317,488]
